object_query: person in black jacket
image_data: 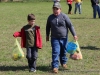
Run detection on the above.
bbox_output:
[90,0,100,18]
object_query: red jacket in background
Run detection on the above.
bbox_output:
[67,0,73,4]
[13,26,42,49]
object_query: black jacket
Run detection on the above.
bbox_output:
[91,0,99,6]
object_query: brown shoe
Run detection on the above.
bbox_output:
[62,64,67,69]
[68,11,72,14]
[53,68,58,73]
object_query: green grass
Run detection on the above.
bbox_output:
[0,1,100,75]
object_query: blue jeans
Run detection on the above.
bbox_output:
[51,38,68,68]
[26,47,38,69]
[74,3,82,14]
[92,5,100,18]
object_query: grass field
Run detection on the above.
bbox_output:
[0,1,100,75]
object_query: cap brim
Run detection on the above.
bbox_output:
[53,6,60,8]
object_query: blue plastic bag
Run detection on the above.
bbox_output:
[66,41,77,54]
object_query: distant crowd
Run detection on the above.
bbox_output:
[53,0,100,19]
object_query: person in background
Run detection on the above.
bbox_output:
[67,0,73,14]
[73,0,82,14]
[46,2,78,73]
[13,14,42,72]
[53,0,60,3]
[90,0,100,18]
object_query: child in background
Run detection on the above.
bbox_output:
[73,0,82,14]
[13,14,42,72]
[67,0,73,14]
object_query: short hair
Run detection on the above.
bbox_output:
[27,14,35,21]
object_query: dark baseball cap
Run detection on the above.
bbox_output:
[53,2,61,8]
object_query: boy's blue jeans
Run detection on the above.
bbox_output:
[92,5,100,18]
[74,3,82,14]
[26,47,38,69]
[51,38,68,68]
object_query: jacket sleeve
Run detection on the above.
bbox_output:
[35,26,42,49]
[64,14,77,36]
[46,17,51,37]
[20,28,26,48]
